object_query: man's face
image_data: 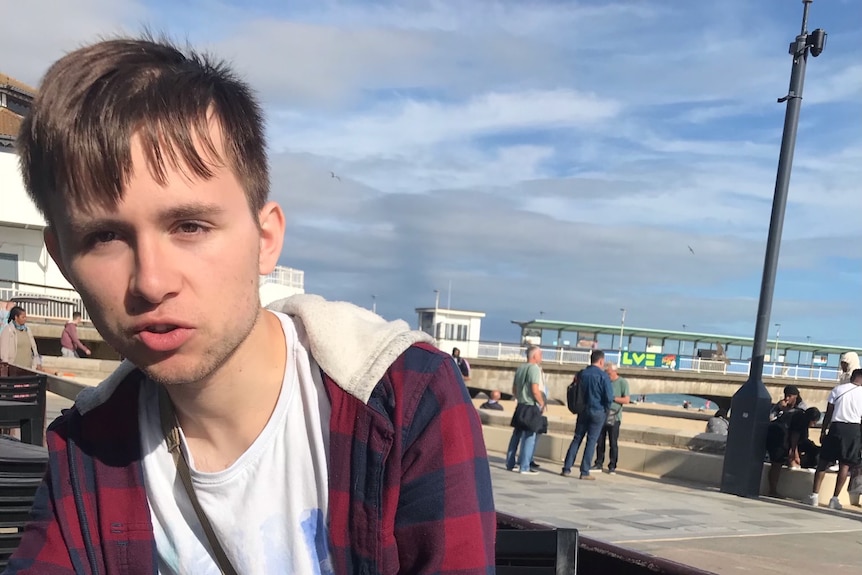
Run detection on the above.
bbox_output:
[47,128,283,386]
[606,367,618,381]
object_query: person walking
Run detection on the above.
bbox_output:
[60,312,91,358]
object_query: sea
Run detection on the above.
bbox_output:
[637,393,715,410]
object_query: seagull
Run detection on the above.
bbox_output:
[330,171,340,181]
[687,245,695,255]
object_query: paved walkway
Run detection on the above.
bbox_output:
[489,453,862,574]
[44,393,862,573]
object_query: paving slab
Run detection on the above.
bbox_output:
[488,452,862,574]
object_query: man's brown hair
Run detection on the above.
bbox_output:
[18,34,269,224]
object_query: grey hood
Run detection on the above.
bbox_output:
[76,294,435,413]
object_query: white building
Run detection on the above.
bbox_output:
[415,307,486,358]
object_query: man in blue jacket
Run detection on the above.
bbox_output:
[561,349,614,479]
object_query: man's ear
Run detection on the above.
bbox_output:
[257,201,286,275]
[44,228,74,285]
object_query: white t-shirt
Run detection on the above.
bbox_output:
[827,382,862,424]
[139,311,333,574]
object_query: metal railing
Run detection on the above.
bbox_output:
[473,342,842,382]
[0,282,91,322]
[260,266,304,289]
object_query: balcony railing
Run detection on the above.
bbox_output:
[473,342,842,382]
[0,281,90,322]
[260,266,304,289]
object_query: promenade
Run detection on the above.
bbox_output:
[44,388,862,574]
[489,452,862,574]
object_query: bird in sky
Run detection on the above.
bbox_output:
[687,245,695,255]
[330,171,340,181]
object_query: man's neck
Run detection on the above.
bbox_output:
[164,310,287,472]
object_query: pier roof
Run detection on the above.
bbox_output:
[511,319,861,355]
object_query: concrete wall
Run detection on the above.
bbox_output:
[482,424,852,507]
[467,358,836,410]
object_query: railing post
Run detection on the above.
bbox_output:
[497,342,502,360]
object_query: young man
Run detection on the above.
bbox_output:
[769,384,807,421]
[59,311,91,357]
[766,407,821,497]
[6,37,495,574]
[805,368,862,510]
[561,350,613,480]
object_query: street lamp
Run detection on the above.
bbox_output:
[721,0,826,499]
[773,323,781,362]
[433,289,440,340]
[618,308,627,354]
[371,294,376,315]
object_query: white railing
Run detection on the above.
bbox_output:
[0,284,90,322]
[260,266,304,289]
[473,342,843,382]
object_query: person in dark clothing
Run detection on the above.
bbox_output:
[561,349,614,480]
[767,407,821,497]
[770,384,808,421]
[452,347,471,380]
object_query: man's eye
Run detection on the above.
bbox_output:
[177,223,208,234]
[92,231,117,244]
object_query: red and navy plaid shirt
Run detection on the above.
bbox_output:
[5,343,496,574]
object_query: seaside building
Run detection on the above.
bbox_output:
[415,306,486,358]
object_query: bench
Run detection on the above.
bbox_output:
[0,437,49,570]
[0,364,48,446]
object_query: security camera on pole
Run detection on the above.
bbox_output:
[720,0,826,498]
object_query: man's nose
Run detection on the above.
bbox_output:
[128,238,181,304]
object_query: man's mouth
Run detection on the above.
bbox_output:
[142,325,178,334]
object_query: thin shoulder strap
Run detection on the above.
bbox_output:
[158,386,239,575]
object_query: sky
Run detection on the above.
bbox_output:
[1,0,860,347]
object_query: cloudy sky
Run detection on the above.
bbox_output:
[2,0,860,347]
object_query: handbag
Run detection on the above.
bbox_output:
[511,403,546,433]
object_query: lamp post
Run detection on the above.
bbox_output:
[721,0,826,498]
[618,308,627,354]
[433,289,440,340]
[773,323,781,362]
[371,294,376,315]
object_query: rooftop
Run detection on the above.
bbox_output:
[0,73,37,95]
[512,319,861,355]
[0,107,22,139]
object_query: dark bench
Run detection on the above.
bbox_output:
[0,437,49,570]
[496,512,717,575]
[497,513,578,573]
[0,364,47,446]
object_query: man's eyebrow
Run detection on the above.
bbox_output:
[157,202,227,222]
[66,203,227,236]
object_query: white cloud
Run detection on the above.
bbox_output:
[3,0,860,346]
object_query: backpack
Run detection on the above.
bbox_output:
[566,372,585,415]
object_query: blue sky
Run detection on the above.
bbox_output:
[2,0,860,346]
